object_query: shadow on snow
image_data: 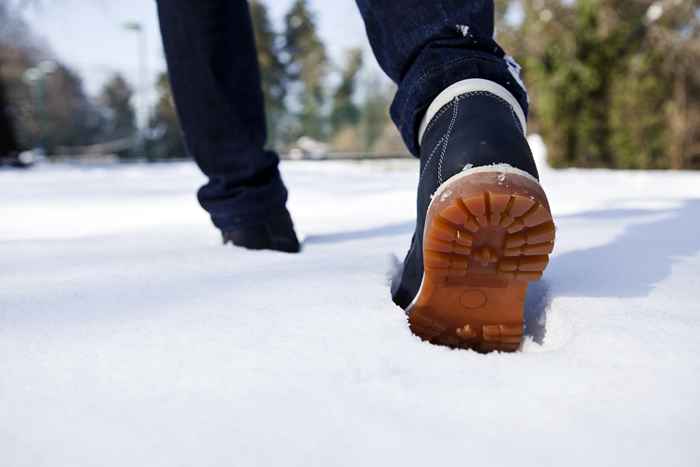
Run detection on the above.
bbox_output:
[301,200,700,345]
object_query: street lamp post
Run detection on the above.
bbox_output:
[123,21,148,156]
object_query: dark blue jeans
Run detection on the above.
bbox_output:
[156,0,528,231]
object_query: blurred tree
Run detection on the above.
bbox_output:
[521,0,632,167]
[329,69,402,155]
[3,54,101,154]
[0,67,19,156]
[98,73,136,142]
[330,126,363,152]
[39,64,102,153]
[146,72,187,160]
[502,0,700,169]
[609,52,668,169]
[250,0,287,149]
[1,2,100,155]
[330,48,363,135]
[359,74,393,152]
[648,0,700,169]
[0,0,34,154]
[372,123,406,155]
[283,0,328,141]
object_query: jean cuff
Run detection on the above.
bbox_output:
[392,51,529,156]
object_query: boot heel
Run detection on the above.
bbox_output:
[408,166,555,352]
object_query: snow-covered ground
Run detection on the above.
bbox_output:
[2,151,700,466]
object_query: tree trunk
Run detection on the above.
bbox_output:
[0,76,20,155]
[668,70,688,170]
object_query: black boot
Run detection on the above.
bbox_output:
[392,80,555,352]
[222,210,301,253]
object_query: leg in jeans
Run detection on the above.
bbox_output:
[355,0,528,155]
[156,0,289,231]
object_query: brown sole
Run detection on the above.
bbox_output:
[408,167,555,352]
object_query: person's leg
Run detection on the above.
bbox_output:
[357,1,555,352]
[355,0,529,156]
[156,0,298,251]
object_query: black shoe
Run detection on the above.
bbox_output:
[392,80,556,352]
[222,210,301,253]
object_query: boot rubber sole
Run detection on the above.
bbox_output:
[407,165,555,352]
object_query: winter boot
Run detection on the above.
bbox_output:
[392,79,556,352]
[222,210,301,253]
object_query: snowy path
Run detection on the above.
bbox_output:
[2,159,699,466]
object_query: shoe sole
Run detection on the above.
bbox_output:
[407,166,555,352]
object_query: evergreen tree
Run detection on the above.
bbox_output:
[146,72,187,160]
[359,74,393,152]
[504,0,700,169]
[330,48,363,135]
[26,63,101,153]
[98,73,136,141]
[1,4,100,155]
[250,0,287,148]
[648,0,700,169]
[283,0,328,141]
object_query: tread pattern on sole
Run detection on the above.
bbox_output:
[424,191,554,283]
[410,186,555,353]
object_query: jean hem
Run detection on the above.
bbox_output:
[394,52,529,156]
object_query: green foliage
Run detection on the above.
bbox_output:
[146,72,187,160]
[98,73,136,141]
[501,0,700,169]
[283,0,329,141]
[250,0,287,148]
[609,54,669,169]
[330,48,363,134]
[0,3,102,155]
[330,71,400,153]
[359,74,394,152]
[1,56,101,154]
[250,0,399,154]
[6,0,700,166]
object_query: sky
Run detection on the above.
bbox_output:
[22,0,375,99]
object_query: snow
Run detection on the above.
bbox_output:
[2,152,700,466]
